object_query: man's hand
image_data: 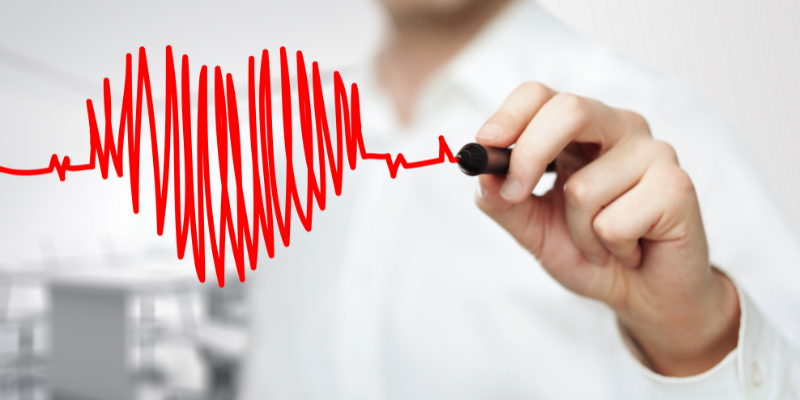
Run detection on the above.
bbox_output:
[474,82,740,377]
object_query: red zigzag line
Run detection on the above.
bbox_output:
[0,46,459,286]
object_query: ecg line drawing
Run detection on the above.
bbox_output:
[0,46,459,286]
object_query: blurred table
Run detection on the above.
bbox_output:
[47,261,200,400]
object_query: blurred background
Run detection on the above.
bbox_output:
[0,0,797,399]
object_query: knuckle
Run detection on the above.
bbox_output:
[652,164,696,196]
[520,81,549,96]
[647,140,679,164]
[498,83,551,125]
[592,214,622,244]
[563,175,594,208]
[510,143,537,166]
[552,93,590,125]
[647,165,699,239]
[624,110,651,136]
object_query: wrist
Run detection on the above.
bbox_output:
[617,268,740,377]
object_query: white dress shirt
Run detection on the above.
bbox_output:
[242,1,800,398]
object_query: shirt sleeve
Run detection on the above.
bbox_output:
[619,278,800,399]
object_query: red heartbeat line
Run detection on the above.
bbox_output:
[0,46,459,286]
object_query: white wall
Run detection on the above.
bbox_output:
[538,0,800,232]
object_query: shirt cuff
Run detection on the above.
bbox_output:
[618,276,800,398]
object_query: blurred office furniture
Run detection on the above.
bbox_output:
[193,284,248,400]
[51,282,129,400]
[0,265,49,400]
[0,254,251,400]
[49,262,199,400]
[163,282,249,400]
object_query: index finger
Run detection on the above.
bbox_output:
[501,93,647,203]
[475,82,557,148]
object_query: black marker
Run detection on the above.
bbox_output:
[457,143,556,176]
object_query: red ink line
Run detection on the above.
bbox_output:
[0,46,459,286]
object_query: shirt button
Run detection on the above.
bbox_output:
[751,362,763,387]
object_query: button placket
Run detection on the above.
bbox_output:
[751,362,763,388]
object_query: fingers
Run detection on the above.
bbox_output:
[473,82,692,269]
[592,163,701,268]
[504,95,649,203]
[475,174,550,256]
[562,139,679,263]
[475,82,557,147]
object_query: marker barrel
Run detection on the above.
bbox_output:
[457,143,556,176]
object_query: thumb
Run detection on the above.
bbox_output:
[475,174,554,256]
